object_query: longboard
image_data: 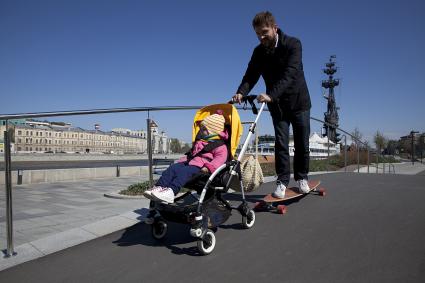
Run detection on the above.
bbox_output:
[254,180,326,214]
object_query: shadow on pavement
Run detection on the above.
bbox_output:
[113,221,205,256]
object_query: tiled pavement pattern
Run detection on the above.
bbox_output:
[0,176,150,250]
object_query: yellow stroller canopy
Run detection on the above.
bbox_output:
[192,104,243,158]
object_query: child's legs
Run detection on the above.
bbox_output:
[162,164,201,195]
[155,162,184,188]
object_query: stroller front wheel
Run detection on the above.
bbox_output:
[242,209,256,229]
[197,229,216,255]
[151,220,168,240]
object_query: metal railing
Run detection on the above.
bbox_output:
[0,104,375,257]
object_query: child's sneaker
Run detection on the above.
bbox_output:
[297,179,310,194]
[143,186,162,200]
[151,187,175,203]
[272,181,287,198]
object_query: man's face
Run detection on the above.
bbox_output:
[254,24,277,49]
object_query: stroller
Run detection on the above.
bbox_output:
[145,96,266,255]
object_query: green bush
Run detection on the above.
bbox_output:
[120,179,190,196]
[120,181,153,196]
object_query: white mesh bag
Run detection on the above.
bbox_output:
[240,155,264,192]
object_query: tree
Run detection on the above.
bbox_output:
[169,138,181,153]
[350,127,363,148]
[385,140,399,155]
[374,131,387,155]
[181,143,191,153]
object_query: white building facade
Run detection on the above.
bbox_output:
[0,119,170,154]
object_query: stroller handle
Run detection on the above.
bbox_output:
[228,94,259,115]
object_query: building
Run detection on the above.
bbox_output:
[246,132,340,159]
[0,119,170,154]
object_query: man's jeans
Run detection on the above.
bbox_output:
[272,109,310,186]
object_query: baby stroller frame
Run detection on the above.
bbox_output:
[145,96,266,255]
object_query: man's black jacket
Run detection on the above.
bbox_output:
[237,29,311,116]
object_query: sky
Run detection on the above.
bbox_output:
[1,0,424,145]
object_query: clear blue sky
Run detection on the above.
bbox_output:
[1,0,424,144]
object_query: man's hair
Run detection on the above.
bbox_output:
[252,11,276,28]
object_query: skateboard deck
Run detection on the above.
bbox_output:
[254,180,326,214]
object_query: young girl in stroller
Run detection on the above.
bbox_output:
[143,111,229,203]
[144,99,265,255]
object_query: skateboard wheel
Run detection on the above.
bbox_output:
[254,201,265,211]
[318,188,326,196]
[277,205,287,214]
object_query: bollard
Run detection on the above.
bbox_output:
[116,165,120,177]
[17,169,23,185]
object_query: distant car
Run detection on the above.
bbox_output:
[44,150,54,153]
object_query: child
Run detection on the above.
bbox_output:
[143,111,229,203]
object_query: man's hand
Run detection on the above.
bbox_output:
[232,93,243,104]
[201,167,209,173]
[257,93,272,103]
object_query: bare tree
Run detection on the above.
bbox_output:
[374,131,387,155]
[350,127,363,148]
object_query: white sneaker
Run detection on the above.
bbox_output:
[272,181,286,199]
[143,186,162,199]
[297,179,310,194]
[151,187,175,203]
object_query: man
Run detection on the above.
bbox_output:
[232,11,311,198]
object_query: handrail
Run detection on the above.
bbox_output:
[0,106,203,120]
[1,105,369,148]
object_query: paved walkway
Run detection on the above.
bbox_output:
[0,175,155,270]
[0,163,423,271]
[1,173,424,282]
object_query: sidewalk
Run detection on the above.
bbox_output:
[0,175,152,271]
[1,164,422,271]
[357,162,425,175]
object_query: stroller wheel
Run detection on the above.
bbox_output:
[242,209,256,229]
[197,229,216,255]
[151,220,167,240]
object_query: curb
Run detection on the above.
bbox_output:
[104,191,146,199]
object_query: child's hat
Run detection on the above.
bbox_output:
[201,110,225,134]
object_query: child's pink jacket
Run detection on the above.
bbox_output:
[177,130,229,173]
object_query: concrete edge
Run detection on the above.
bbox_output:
[104,191,146,199]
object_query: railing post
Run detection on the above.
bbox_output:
[327,137,330,172]
[376,150,379,173]
[147,116,153,187]
[343,135,347,172]
[4,125,16,257]
[17,169,23,185]
[116,165,120,177]
[367,148,370,173]
[357,144,360,173]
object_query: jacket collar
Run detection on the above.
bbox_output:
[277,28,286,47]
